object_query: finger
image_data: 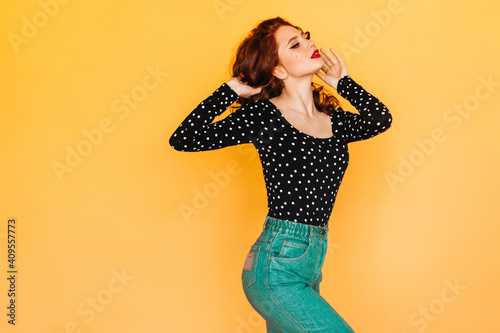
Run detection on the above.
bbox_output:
[319,48,334,67]
[315,70,326,81]
[319,50,333,68]
[322,47,339,65]
[329,48,345,65]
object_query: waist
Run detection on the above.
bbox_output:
[264,215,328,239]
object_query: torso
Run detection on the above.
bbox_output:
[250,99,349,227]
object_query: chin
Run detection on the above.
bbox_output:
[312,60,324,71]
[288,62,324,79]
[306,61,324,76]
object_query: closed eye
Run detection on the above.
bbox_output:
[289,31,310,49]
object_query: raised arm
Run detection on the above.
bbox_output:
[315,48,392,143]
[336,75,392,143]
[169,77,262,151]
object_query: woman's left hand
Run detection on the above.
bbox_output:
[315,48,348,90]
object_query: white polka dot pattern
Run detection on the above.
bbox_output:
[170,76,392,227]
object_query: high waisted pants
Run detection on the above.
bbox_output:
[241,216,355,333]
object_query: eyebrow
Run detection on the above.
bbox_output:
[287,35,299,46]
[287,32,305,47]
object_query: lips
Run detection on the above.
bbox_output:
[311,49,320,59]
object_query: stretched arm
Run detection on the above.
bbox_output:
[169,77,262,151]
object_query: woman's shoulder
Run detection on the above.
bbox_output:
[227,99,275,130]
[239,99,274,115]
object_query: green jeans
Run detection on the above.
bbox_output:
[241,216,355,333]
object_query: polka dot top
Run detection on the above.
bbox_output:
[170,76,392,227]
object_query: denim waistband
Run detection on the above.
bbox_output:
[263,216,328,239]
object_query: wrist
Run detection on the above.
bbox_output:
[226,77,241,96]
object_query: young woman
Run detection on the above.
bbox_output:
[170,17,392,333]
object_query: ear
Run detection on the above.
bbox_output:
[272,65,288,80]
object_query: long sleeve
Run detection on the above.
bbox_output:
[169,83,256,152]
[335,75,392,143]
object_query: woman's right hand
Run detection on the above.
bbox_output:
[226,76,262,98]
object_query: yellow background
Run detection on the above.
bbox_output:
[1,0,499,332]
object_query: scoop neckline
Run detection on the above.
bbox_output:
[265,100,335,140]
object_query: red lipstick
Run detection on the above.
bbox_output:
[311,49,320,59]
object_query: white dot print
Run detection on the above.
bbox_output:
[169,76,392,227]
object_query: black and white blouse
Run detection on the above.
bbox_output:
[170,75,392,227]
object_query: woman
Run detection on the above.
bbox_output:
[170,17,392,333]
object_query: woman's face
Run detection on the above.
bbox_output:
[273,25,323,80]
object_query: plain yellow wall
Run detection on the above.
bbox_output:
[1,0,499,332]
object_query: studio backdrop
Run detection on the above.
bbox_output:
[1,0,499,332]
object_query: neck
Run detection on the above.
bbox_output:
[277,75,316,117]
